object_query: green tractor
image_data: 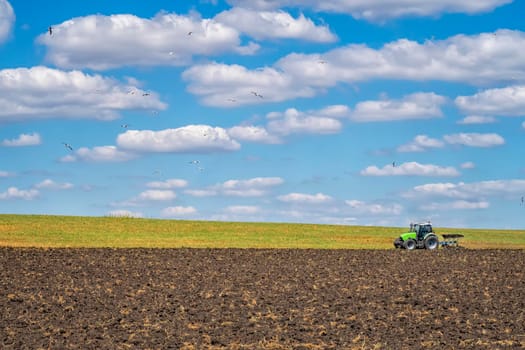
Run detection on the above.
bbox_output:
[393,222,440,250]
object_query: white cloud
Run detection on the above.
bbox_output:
[224,205,260,214]
[277,192,333,203]
[146,179,188,189]
[421,200,490,211]
[350,93,446,122]
[2,133,41,147]
[215,8,336,42]
[186,177,282,198]
[460,161,476,169]
[266,108,342,135]
[34,179,73,190]
[161,206,197,217]
[443,133,505,147]
[183,63,316,106]
[37,13,256,70]
[107,210,143,218]
[117,125,240,153]
[0,170,13,177]
[361,162,460,177]
[455,85,525,117]
[138,190,176,201]
[226,0,512,21]
[60,146,138,163]
[397,134,445,152]
[276,30,525,86]
[227,125,281,144]
[457,115,497,124]
[0,67,166,122]
[184,31,525,106]
[0,0,14,44]
[0,187,39,200]
[184,189,218,197]
[218,177,284,197]
[406,179,525,200]
[345,200,403,215]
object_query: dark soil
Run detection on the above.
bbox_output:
[1,248,524,349]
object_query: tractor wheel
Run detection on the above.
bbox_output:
[394,238,403,249]
[424,235,439,250]
[403,239,416,250]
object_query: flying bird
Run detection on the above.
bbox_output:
[188,31,193,36]
[142,93,150,97]
[188,160,200,165]
[48,26,53,35]
[521,196,524,206]
[250,91,263,98]
[62,142,73,151]
[392,161,396,167]
[121,124,130,128]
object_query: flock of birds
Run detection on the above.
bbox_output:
[49,24,525,207]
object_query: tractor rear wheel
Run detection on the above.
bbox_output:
[404,239,416,250]
[424,235,439,250]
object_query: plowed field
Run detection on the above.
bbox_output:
[1,248,524,349]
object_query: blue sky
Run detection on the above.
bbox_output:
[1,0,524,228]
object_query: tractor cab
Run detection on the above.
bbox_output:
[394,222,439,250]
[410,223,433,241]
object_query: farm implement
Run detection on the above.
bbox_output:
[393,222,464,250]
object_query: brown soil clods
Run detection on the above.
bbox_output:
[1,248,524,349]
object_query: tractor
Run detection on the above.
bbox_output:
[393,222,440,250]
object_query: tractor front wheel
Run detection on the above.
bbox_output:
[404,239,416,250]
[424,235,439,250]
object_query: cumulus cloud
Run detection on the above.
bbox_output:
[37,12,258,70]
[117,125,240,153]
[138,190,176,201]
[215,8,336,42]
[227,125,281,144]
[361,162,460,177]
[455,85,525,117]
[224,205,260,214]
[226,0,512,21]
[0,187,39,200]
[266,107,343,135]
[460,161,476,169]
[443,133,505,147]
[276,30,525,86]
[397,135,445,152]
[218,177,284,197]
[405,179,525,200]
[107,210,144,218]
[350,93,446,122]
[0,67,166,122]
[161,206,197,217]
[0,170,13,177]
[60,146,138,163]
[146,179,188,189]
[185,176,283,197]
[421,200,490,211]
[457,115,497,124]
[277,192,333,204]
[2,133,41,147]
[183,63,316,106]
[345,200,403,215]
[184,31,525,105]
[34,179,73,190]
[0,0,14,44]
